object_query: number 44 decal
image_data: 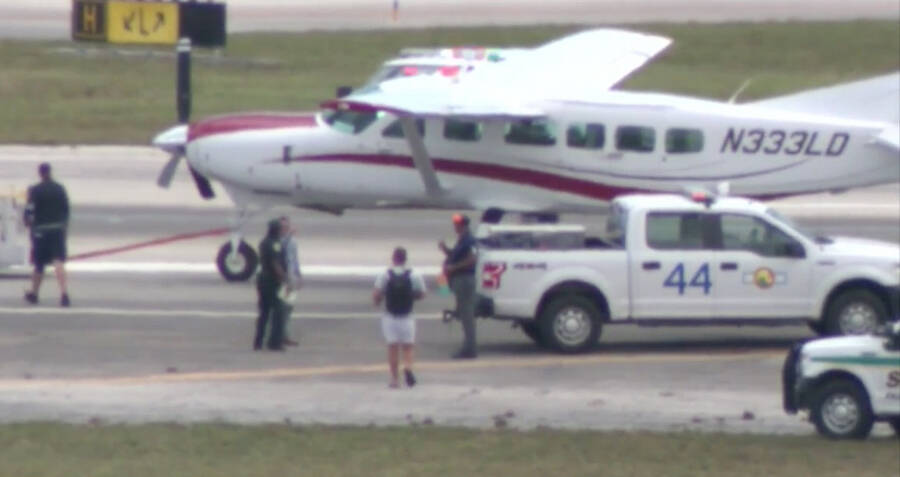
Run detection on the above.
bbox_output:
[664,263,712,295]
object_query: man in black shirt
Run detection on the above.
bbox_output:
[253,218,287,351]
[439,213,478,359]
[23,163,71,307]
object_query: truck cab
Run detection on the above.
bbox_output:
[476,192,900,353]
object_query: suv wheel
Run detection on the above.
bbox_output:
[810,379,874,439]
[539,295,602,354]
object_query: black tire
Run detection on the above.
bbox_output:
[519,321,546,347]
[808,321,827,336]
[216,241,258,282]
[810,379,874,439]
[825,289,887,336]
[890,418,900,437]
[538,295,602,354]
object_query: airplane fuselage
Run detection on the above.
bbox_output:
[184,91,899,214]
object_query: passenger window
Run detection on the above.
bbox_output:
[666,128,704,153]
[504,119,557,146]
[567,123,605,149]
[720,214,803,257]
[616,126,655,152]
[382,118,425,139]
[646,213,708,250]
[443,119,482,142]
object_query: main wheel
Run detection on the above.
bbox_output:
[810,379,874,439]
[825,289,887,336]
[539,295,602,354]
[216,241,258,282]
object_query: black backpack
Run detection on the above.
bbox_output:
[385,269,414,316]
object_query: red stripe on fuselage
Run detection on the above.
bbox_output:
[188,113,317,142]
[297,153,639,201]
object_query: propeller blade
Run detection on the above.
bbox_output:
[189,166,215,199]
[156,152,183,188]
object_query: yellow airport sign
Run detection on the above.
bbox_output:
[107,0,179,45]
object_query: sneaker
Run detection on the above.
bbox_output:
[60,294,71,307]
[283,338,299,347]
[404,369,417,387]
[24,292,38,305]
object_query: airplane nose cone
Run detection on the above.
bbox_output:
[152,124,188,154]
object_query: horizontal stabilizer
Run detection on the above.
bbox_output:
[750,72,900,125]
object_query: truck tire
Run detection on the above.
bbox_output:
[825,289,887,336]
[519,321,546,347]
[810,379,874,439]
[890,418,900,437]
[216,241,258,282]
[539,295,601,354]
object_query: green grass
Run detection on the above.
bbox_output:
[0,423,898,477]
[0,21,897,145]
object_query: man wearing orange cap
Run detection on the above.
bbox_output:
[439,213,479,359]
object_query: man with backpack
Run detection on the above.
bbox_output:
[372,247,426,388]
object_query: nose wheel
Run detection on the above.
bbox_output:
[216,240,258,282]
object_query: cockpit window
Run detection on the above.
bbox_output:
[322,109,378,134]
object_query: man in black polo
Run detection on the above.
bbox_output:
[439,213,479,359]
[23,163,71,307]
[253,218,287,351]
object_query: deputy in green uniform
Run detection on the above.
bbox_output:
[253,219,286,351]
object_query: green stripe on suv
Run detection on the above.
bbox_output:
[811,356,900,367]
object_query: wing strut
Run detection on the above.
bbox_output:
[399,117,445,197]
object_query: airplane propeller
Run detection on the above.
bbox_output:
[155,37,215,200]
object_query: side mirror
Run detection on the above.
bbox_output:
[785,242,806,258]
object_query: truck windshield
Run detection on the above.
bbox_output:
[765,208,823,243]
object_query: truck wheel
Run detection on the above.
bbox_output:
[825,289,887,336]
[810,379,874,439]
[216,241,258,282]
[539,295,601,354]
[519,321,546,347]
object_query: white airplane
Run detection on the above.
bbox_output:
[152,29,900,281]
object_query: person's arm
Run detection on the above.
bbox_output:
[413,273,426,300]
[372,274,384,306]
[60,186,70,226]
[23,187,34,228]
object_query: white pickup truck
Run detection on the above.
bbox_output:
[475,193,900,353]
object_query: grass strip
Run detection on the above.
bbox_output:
[0,21,897,145]
[1,423,898,477]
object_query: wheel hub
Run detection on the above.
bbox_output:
[822,394,859,434]
[839,302,878,335]
[225,252,246,272]
[554,307,590,346]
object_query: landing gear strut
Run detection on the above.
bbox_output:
[215,207,259,282]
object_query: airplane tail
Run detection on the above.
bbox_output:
[749,72,900,125]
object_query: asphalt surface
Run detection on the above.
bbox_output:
[0,147,898,434]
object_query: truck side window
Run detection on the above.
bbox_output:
[720,214,804,257]
[646,212,707,250]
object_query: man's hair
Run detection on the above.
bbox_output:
[38,162,51,178]
[392,246,407,264]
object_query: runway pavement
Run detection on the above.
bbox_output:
[0,145,898,433]
[2,0,898,40]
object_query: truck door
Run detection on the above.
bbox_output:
[630,211,716,319]
[712,213,812,318]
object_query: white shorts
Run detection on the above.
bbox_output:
[381,314,415,344]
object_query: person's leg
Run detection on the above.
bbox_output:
[25,235,45,302]
[401,343,416,387]
[453,275,477,357]
[253,285,272,350]
[388,343,400,388]
[282,303,298,345]
[54,231,68,300]
[266,299,285,350]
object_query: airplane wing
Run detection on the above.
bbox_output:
[324,28,672,119]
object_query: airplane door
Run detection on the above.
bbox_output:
[629,212,715,319]
[712,214,812,319]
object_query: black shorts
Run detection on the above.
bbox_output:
[31,229,67,272]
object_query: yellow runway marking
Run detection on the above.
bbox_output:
[0,350,783,389]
